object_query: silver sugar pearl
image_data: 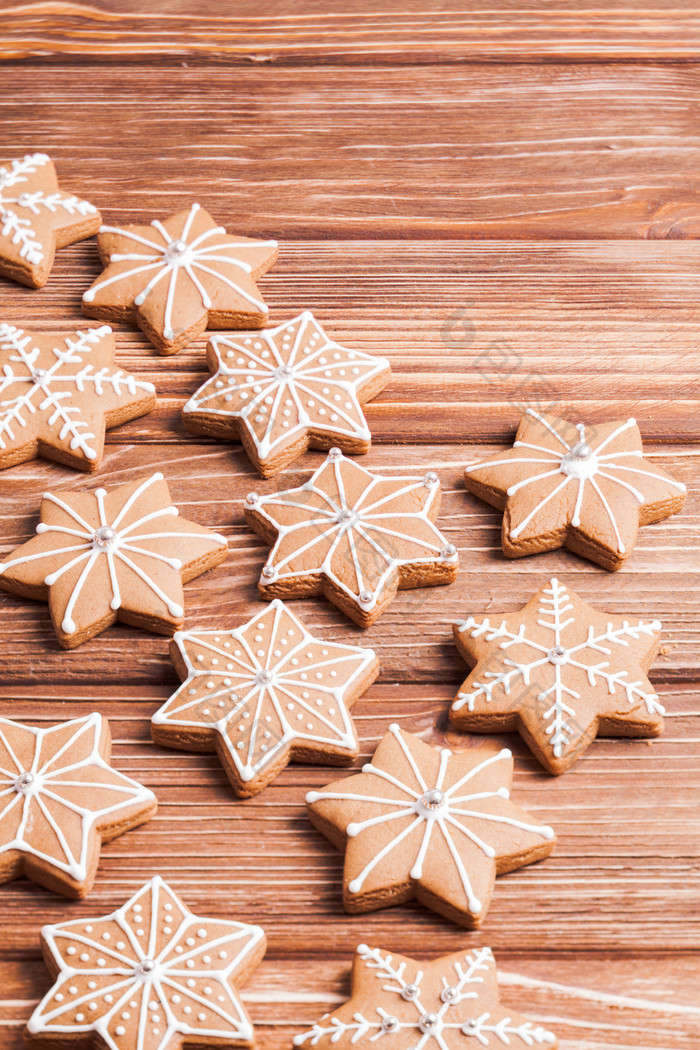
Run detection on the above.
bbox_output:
[165,238,188,260]
[93,526,117,548]
[423,471,438,486]
[419,1014,439,1033]
[32,368,47,381]
[462,1020,478,1034]
[15,772,35,792]
[401,983,419,1000]
[276,364,294,378]
[358,590,374,604]
[136,958,156,975]
[381,1016,398,1032]
[421,788,446,810]
[256,669,274,685]
[441,543,457,558]
[441,986,459,1003]
[328,447,343,459]
[245,492,259,506]
[261,566,276,579]
[569,441,591,460]
[335,508,354,524]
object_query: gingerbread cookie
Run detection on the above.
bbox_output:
[0,153,100,288]
[294,944,557,1049]
[152,600,379,797]
[0,323,155,472]
[0,712,155,898]
[182,312,391,477]
[0,472,228,648]
[464,409,686,570]
[451,577,664,775]
[82,203,278,354]
[306,724,555,927]
[244,450,458,627]
[26,875,266,1050]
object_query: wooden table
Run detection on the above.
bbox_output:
[1,3,699,1047]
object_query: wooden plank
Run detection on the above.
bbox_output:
[3,65,700,238]
[3,2,700,63]
[0,444,697,686]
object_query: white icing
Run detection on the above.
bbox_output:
[152,599,376,785]
[27,875,264,1050]
[0,153,96,266]
[453,577,664,758]
[294,945,556,1048]
[306,724,553,916]
[0,324,155,461]
[0,713,155,882]
[251,451,458,614]
[183,312,390,463]
[466,409,686,554]
[83,203,277,341]
[0,473,227,635]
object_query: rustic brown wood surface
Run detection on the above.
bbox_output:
[0,5,699,1048]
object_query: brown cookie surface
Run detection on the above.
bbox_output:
[0,153,101,287]
[0,472,228,648]
[0,712,155,897]
[25,875,266,1050]
[451,576,664,775]
[244,449,458,627]
[0,323,155,471]
[464,409,686,570]
[152,599,379,797]
[294,943,558,1049]
[306,724,555,927]
[182,312,391,476]
[82,203,278,354]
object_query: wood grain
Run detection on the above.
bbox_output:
[1,7,699,1048]
[3,1,700,63]
[4,64,700,239]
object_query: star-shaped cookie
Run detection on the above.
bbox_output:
[244,450,459,627]
[0,323,156,472]
[82,203,278,354]
[294,944,557,1050]
[182,312,392,477]
[0,472,228,648]
[306,724,555,927]
[0,713,155,897]
[152,600,379,796]
[0,152,101,287]
[464,409,686,570]
[25,876,266,1050]
[451,577,664,774]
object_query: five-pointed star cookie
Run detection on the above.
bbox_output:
[464,409,686,570]
[152,600,380,797]
[451,577,664,775]
[306,724,555,927]
[0,153,101,287]
[0,472,228,648]
[294,944,557,1050]
[244,449,459,627]
[25,876,266,1050]
[0,713,155,898]
[82,203,279,355]
[0,323,156,472]
[182,312,392,477]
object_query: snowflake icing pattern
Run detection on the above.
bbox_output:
[27,876,265,1050]
[152,600,378,794]
[183,311,391,475]
[0,324,155,467]
[0,153,97,268]
[451,578,664,773]
[294,944,557,1049]
[0,713,155,889]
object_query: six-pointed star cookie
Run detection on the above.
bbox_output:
[182,312,392,477]
[0,713,156,898]
[0,472,228,648]
[25,876,266,1050]
[306,724,555,927]
[0,323,155,471]
[152,600,380,797]
[451,577,664,775]
[464,409,686,570]
[294,944,557,1050]
[82,203,279,355]
[0,152,101,287]
[244,449,459,627]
